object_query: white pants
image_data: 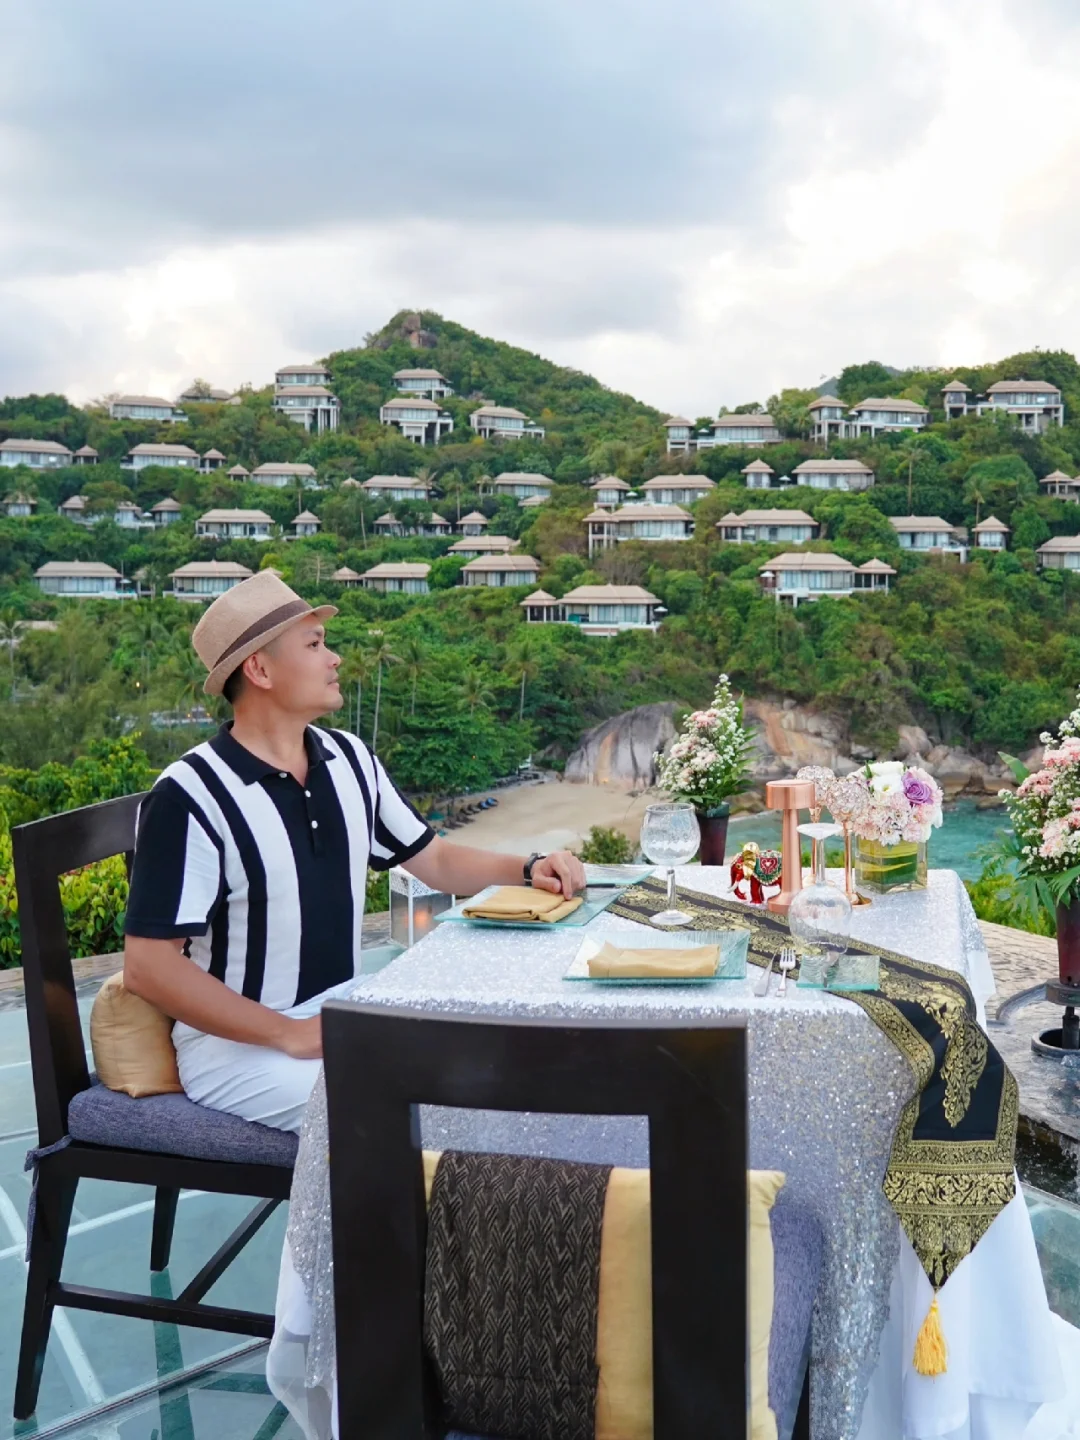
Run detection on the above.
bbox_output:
[172,980,356,1134]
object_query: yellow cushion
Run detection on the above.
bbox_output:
[90,972,183,1098]
[421,1153,784,1440]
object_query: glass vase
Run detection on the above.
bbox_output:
[853,838,927,895]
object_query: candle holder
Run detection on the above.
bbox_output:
[817,774,872,908]
[764,778,816,914]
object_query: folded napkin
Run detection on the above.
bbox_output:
[587,940,719,978]
[463,886,584,923]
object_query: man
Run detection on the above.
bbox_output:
[123,571,584,1132]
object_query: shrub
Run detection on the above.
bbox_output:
[577,825,633,864]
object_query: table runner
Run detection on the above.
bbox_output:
[609,876,1019,1367]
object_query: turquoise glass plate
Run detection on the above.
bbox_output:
[435,873,655,930]
[795,950,881,992]
[564,925,749,984]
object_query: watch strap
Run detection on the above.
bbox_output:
[523,851,545,884]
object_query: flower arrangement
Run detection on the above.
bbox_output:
[655,674,754,810]
[854,762,944,846]
[1000,691,1080,907]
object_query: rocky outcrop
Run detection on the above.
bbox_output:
[374,312,438,351]
[565,703,680,790]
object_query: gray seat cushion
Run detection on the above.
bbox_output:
[67,1080,298,1168]
[445,1195,823,1440]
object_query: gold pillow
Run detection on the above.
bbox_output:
[90,972,183,1098]
[421,1153,784,1440]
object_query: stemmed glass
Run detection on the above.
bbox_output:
[640,802,701,926]
[787,822,851,974]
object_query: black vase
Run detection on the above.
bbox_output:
[695,805,731,867]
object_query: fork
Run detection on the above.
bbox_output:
[777,946,797,997]
[754,949,778,997]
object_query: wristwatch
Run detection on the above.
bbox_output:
[523,851,546,885]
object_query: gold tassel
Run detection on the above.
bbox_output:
[913,1296,947,1377]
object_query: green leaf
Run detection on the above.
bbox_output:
[998,752,1031,786]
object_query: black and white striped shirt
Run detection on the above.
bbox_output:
[124,723,433,1008]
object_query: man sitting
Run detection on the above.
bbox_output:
[123,571,584,1132]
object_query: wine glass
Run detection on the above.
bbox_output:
[787,822,851,972]
[640,802,701,926]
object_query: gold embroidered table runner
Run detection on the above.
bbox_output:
[608,877,1018,1370]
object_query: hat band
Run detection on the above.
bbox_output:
[213,598,313,669]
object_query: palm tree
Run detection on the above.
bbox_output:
[338,647,374,738]
[366,631,402,752]
[506,638,540,724]
[964,476,987,528]
[461,668,496,713]
[898,435,927,511]
[0,609,26,694]
[164,645,208,711]
[398,636,426,716]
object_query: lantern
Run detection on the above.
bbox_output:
[389,866,456,948]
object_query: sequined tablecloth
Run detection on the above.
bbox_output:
[270,869,1058,1440]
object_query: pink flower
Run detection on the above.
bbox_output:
[902,772,936,807]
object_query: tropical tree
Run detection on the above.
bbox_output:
[366,631,402,751]
[398,636,427,716]
[505,637,540,723]
[0,610,26,695]
[898,435,929,511]
[338,647,374,738]
[461,668,496,713]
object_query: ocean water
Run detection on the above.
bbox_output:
[725,799,1011,883]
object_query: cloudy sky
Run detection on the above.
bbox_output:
[2,0,1080,416]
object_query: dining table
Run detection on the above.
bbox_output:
[266,867,1080,1440]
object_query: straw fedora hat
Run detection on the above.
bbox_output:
[192,570,338,697]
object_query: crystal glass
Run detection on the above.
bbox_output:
[796,765,835,824]
[640,802,701,926]
[787,822,851,966]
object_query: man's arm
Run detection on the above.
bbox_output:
[404,835,585,898]
[123,937,322,1059]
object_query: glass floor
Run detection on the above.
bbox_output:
[0,982,1076,1437]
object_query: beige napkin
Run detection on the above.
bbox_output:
[463,886,584,923]
[587,940,719,978]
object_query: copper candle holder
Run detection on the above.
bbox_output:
[764,778,815,914]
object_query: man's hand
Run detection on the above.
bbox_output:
[276,1014,323,1060]
[529,850,587,898]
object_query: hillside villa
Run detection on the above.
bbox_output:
[717,509,819,544]
[758,552,895,605]
[0,438,73,468]
[941,378,1064,431]
[200,449,226,471]
[331,566,362,587]
[589,477,632,507]
[973,516,1010,549]
[74,445,98,464]
[639,475,716,506]
[125,442,201,471]
[843,398,929,437]
[460,554,540,587]
[150,498,183,525]
[664,414,782,453]
[584,503,694,557]
[109,395,187,423]
[889,515,968,560]
[741,460,794,490]
[393,368,453,399]
[57,495,88,522]
[520,584,663,635]
[457,511,489,534]
[379,396,454,445]
[34,560,134,598]
[250,462,317,488]
[492,473,554,501]
[168,560,254,599]
[228,464,250,480]
[1039,471,1080,500]
[273,363,339,433]
[468,405,545,442]
[3,492,37,516]
[289,510,320,538]
[359,562,431,594]
[1037,537,1080,570]
[790,458,875,491]
[195,508,275,541]
[360,475,433,501]
[807,396,846,445]
[177,383,234,404]
[448,534,519,558]
[374,513,407,537]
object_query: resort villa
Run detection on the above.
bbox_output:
[359,562,432,595]
[393,368,454,399]
[942,378,1064,432]
[195,509,275,541]
[167,560,254,599]
[665,414,782,453]
[109,395,187,423]
[843,398,929,437]
[457,511,490,535]
[521,584,663,636]
[200,449,226,471]
[176,383,234,405]
[639,475,715,506]
[250,462,317,488]
[0,438,73,468]
[468,405,545,442]
[460,554,541,588]
[74,445,98,464]
[57,496,88,522]
[973,516,1010,549]
[717,509,819,544]
[807,396,847,445]
[758,553,895,605]
[491,473,554,501]
[790,459,875,491]
[360,476,434,502]
[125,443,201,471]
[584,503,694,558]
[33,561,133,599]
[589,477,633,507]
[331,566,363,587]
[1037,537,1080,570]
[379,397,454,445]
[289,511,321,538]
[3,493,37,517]
[889,516,968,560]
[273,363,340,433]
[150,498,183,526]
[742,460,793,490]
[1039,471,1080,500]
[447,535,519,559]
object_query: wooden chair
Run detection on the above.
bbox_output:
[11,793,298,1420]
[323,1002,819,1440]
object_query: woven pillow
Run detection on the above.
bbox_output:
[90,972,183,1098]
[421,1153,783,1440]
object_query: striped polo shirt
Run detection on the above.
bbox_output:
[124,722,433,1009]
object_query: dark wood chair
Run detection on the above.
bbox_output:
[323,1001,818,1440]
[11,793,298,1421]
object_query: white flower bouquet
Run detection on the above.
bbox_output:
[654,674,754,811]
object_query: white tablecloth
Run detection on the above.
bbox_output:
[267,868,1078,1440]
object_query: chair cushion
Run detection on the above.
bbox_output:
[90,972,183,1098]
[67,1080,298,1167]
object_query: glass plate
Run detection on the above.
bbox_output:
[434,875,654,930]
[795,950,881,992]
[564,925,749,984]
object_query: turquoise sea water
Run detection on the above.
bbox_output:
[725,799,1011,883]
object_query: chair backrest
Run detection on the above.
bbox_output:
[322,1002,748,1440]
[12,792,146,1145]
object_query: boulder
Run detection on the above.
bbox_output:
[895,725,932,760]
[742,698,850,780]
[565,703,680,790]
[924,746,985,799]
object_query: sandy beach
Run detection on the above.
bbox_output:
[439,778,660,855]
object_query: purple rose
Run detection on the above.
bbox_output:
[902,772,936,806]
